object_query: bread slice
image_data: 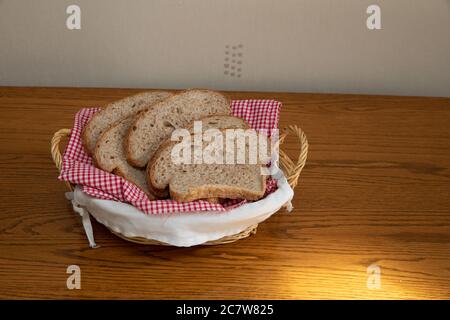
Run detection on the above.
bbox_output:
[148,115,250,197]
[147,128,269,202]
[94,117,155,199]
[82,91,172,155]
[126,89,230,168]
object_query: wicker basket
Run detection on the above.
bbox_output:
[51,125,308,246]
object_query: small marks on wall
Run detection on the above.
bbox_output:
[224,44,243,78]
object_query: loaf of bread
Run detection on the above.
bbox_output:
[82,91,172,155]
[126,89,230,168]
[147,128,268,202]
[94,117,154,198]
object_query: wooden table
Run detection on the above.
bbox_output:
[0,87,449,300]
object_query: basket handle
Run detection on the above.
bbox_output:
[51,128,73,191]
[50,126,309,191]
[278,125,309,189]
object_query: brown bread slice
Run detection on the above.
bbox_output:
[126,89,230,168]
[148,115,250,198]
[94,117,155,199]
[82,91,172,155]
[169,164,266,202]
[147,128,269,202]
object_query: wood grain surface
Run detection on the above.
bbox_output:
[0,87,449,300]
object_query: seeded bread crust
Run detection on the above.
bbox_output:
[147,177,170,198]
[169,181,267,202]
[126,89,231,168]
[82,91,172,155]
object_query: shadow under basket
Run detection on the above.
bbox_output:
[51,125,308,246]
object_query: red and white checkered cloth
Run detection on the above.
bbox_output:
[59,99,281,214]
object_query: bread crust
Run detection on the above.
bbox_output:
[93,119,123,171]
[146,137,178,192]
[81,125,94,156]
[170,177,267,202]
[146,179,169,199]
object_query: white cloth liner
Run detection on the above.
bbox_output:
[68,168,294,247]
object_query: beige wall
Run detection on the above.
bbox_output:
[1,0,450,97]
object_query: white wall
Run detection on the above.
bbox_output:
[1,0,450,97]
